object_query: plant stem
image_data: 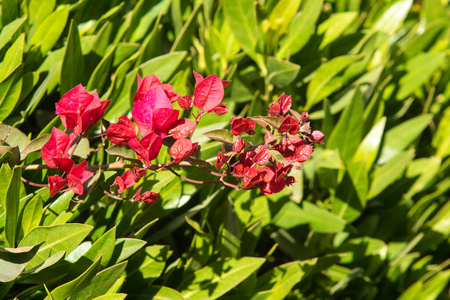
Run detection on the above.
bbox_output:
[21,177,48,187]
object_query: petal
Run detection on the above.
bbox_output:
[170,118,196,140]
[193,74,224,111]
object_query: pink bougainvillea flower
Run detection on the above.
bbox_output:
[278,116,299,134]
[106,116,137,146]
[253,146,271,166]
[48,175,67,198]
[133,74,177,103]
[300,112,309,122]
[193,71,231,88]
[170,139,198,163]
[311,130,325,144]
[111,167,147,194]
[41,128,76,173]
[215,147,228,170]
[212,104,229,116]
[230,117,256,136]
[232,137,247,153]
[132,187,159,204]
[55,84,110,135]
[128,132,163,168]
[295,144,313,163]
[193,74,224,112]
[66,160,94,195]
[268,93,291,116]
[132,87,179,137]
[170,118,196,140]
[176,95,193,110]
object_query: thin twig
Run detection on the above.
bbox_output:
[98,185,128,201]
[21,177,48,188]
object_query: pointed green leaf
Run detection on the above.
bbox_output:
[171,1,202,52]
[0,244,41,282]
[0,33,24,85]
[139,51,187,82]
[4,167,22,248]
[368,150,415,199]
[0,17,26,53]
[126,245,171,286]
[203,129,235,144]
[353,117,386,171]
[317,12,357,50]
[44,255,102,300]
[61,19,85,95]
[306,55,361,110]
[109,238,147,265]
[277,0,322,59]
[71,261,128,300]
[19,194,43,238]
[327,88,364,165]
[19,223,93,270]
[133,286,184,300]
[87,45,117,93]
[371,0,413,36]
[179,257,266,300]
[0,66,23,122]
[267,56,300,88]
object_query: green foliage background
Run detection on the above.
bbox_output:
[0,0,450,299]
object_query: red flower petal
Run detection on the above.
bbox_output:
[193,71,204,84]
[48,175,66,198]
[193,74,224,111]
[171,118,196,140]
[106,116,137,146]
[170,139,198,162]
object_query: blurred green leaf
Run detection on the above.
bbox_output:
[133,286,185,300]
[87,44,117,93]
[0,66,22,122]
[306,55,361,110]
[268,0,302,35]
[327,88,364,165]
[221,199,241,258]
[352,117,386,171]
[267,56,300,88]
[368,150,415,199]
[378,114,432,164]
[397,52,445,100]
[109,238,146,265]
[371,0,413,36]
[171,1,202,52]
[317,12,357,50]
[139,51,187,82]
[28,0,56,28]
[277,0,323,59]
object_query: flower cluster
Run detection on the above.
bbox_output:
[36,71,322,204]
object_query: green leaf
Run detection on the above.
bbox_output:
[273,201,350,233]
[317,12,358,50]
[253,259,316,300]
[19,194,42,239]
[92,295,127,300]
[24,62,61,116]
[327,88,364,165]
[41,191,73,226]
[378,114,432,164]
[4,167,22,248]
[333,160,368,222]
[0,244,41,282]
[20,134,51,160]
[28,0,56,28]
[109,238,147,265]
[0,66,23,122]
[29,5,70,54]
[203,129,235,144]
[433,106,450,158]
[0,164,13,214]
[268,0,301,35]
[19,223,93,270]
[171,0,203,52]
[105,145,140,164]
[352,117,386,171]
[133,286,185,300]
[72,227,116,273]
[179,257,266,300]
[368,150,415,199]
[71,261,128,300]
[0,17,26,53]
[44,255,102,300]
[69,137,90,159]
[87,44,117,93]
[0,33,24,85]
[60,19,85,95]
[0,124,31,153]
[277,0,323,59]
[222,0,260,58]
[267,56,300,88]
[397,52,445,100]
[405,156,441,198]
[126,245,171,287]
[306,55,361,110]
[221,199,241,258]
[139,51,187,82]
[371,0,413,36]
